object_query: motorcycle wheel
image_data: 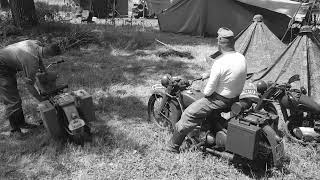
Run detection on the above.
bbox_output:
[147,93,181,132]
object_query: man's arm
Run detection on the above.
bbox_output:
[203,62,221,96]
[26,83,44,101]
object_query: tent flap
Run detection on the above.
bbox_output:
[254,28,320,102]
[158,0,301,37]
[235,15,287,74]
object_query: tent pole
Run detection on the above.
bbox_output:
[112,0,116,26]
[142,0,145,31]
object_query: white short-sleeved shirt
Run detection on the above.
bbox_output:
[203,51,247,99]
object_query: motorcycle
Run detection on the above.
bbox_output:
[253,74,320,145]
[36,60,95,145]
[148,74,284,167]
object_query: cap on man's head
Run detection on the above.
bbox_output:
[42,43,61,57]
[217,27,234,38]
[217,27,234,44]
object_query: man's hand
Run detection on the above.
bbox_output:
[201,73,210,80]
[26,83,45,102]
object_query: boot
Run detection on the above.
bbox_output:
[15,110,38,129]
[166,131,186,153]
[8,111,23,133]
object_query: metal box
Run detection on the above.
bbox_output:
[226,118,261,160]
[38,100,65,139]
[73,89,96,122]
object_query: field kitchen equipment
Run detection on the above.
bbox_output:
[36,60,95,145]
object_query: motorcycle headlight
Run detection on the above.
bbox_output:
[256,80,268,94]
[161,74,172,87]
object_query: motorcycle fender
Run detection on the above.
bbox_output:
[151,89,166,96]
[149,90,182,121]
[151,90,170,113]
[262,125,284,166]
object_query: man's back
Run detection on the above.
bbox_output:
[0,40,41,82]
[204,51,247,98]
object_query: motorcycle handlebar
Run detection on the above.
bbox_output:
[189,77,203,85]
[46,59,65,69]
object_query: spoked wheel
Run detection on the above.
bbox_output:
[148,93,180,132]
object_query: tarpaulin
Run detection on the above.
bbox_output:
[236,0,307,18]
[158,0,310,37]
[254,26,320,102]
[145,0,173,14]
[235,15,287,74]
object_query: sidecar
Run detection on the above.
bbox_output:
[38,90,95,142]
[35,71,95,144]
[226,112,284,166]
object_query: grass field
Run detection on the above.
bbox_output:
[0,21,319,180]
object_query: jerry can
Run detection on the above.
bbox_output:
[38,100,65,138]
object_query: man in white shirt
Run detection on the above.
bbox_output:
[166,27,247,153]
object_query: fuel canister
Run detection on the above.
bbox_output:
[38,100,65,138]
[226,118,261,160]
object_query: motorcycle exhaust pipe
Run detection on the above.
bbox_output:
[205,148,234,161]
[293,127,320,142]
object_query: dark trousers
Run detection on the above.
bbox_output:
[0,71,25,130]
[175,92,238,135]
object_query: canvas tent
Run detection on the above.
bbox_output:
[158,0,308,38]
[235,14,287,74]
[145,0,173,15]
[253,26,320,102]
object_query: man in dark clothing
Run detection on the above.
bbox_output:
[0,40,61,135]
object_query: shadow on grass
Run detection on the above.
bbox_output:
[96,95,148,121]
[0,127,65,179]
[229,155,291,179]
[0,117,149,179]
[90,120,149,156]
[49,48,204,89]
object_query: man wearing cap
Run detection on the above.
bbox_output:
[166,27,247,153]
[0,40,61,136]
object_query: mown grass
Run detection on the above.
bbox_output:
[0,21,319,180]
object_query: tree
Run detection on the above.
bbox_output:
[0,0,9,9]
[9,0,38,27]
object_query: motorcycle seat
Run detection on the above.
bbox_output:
[218,107,231,113]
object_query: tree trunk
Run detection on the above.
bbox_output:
[9,0,38,27]
[0,0,9,9]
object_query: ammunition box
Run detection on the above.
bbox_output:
[226,118,261,160]
[73,90,96,122]
[38,100,65,139]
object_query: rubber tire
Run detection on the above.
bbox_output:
[147,93,181,132]
[72,127,85,146]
